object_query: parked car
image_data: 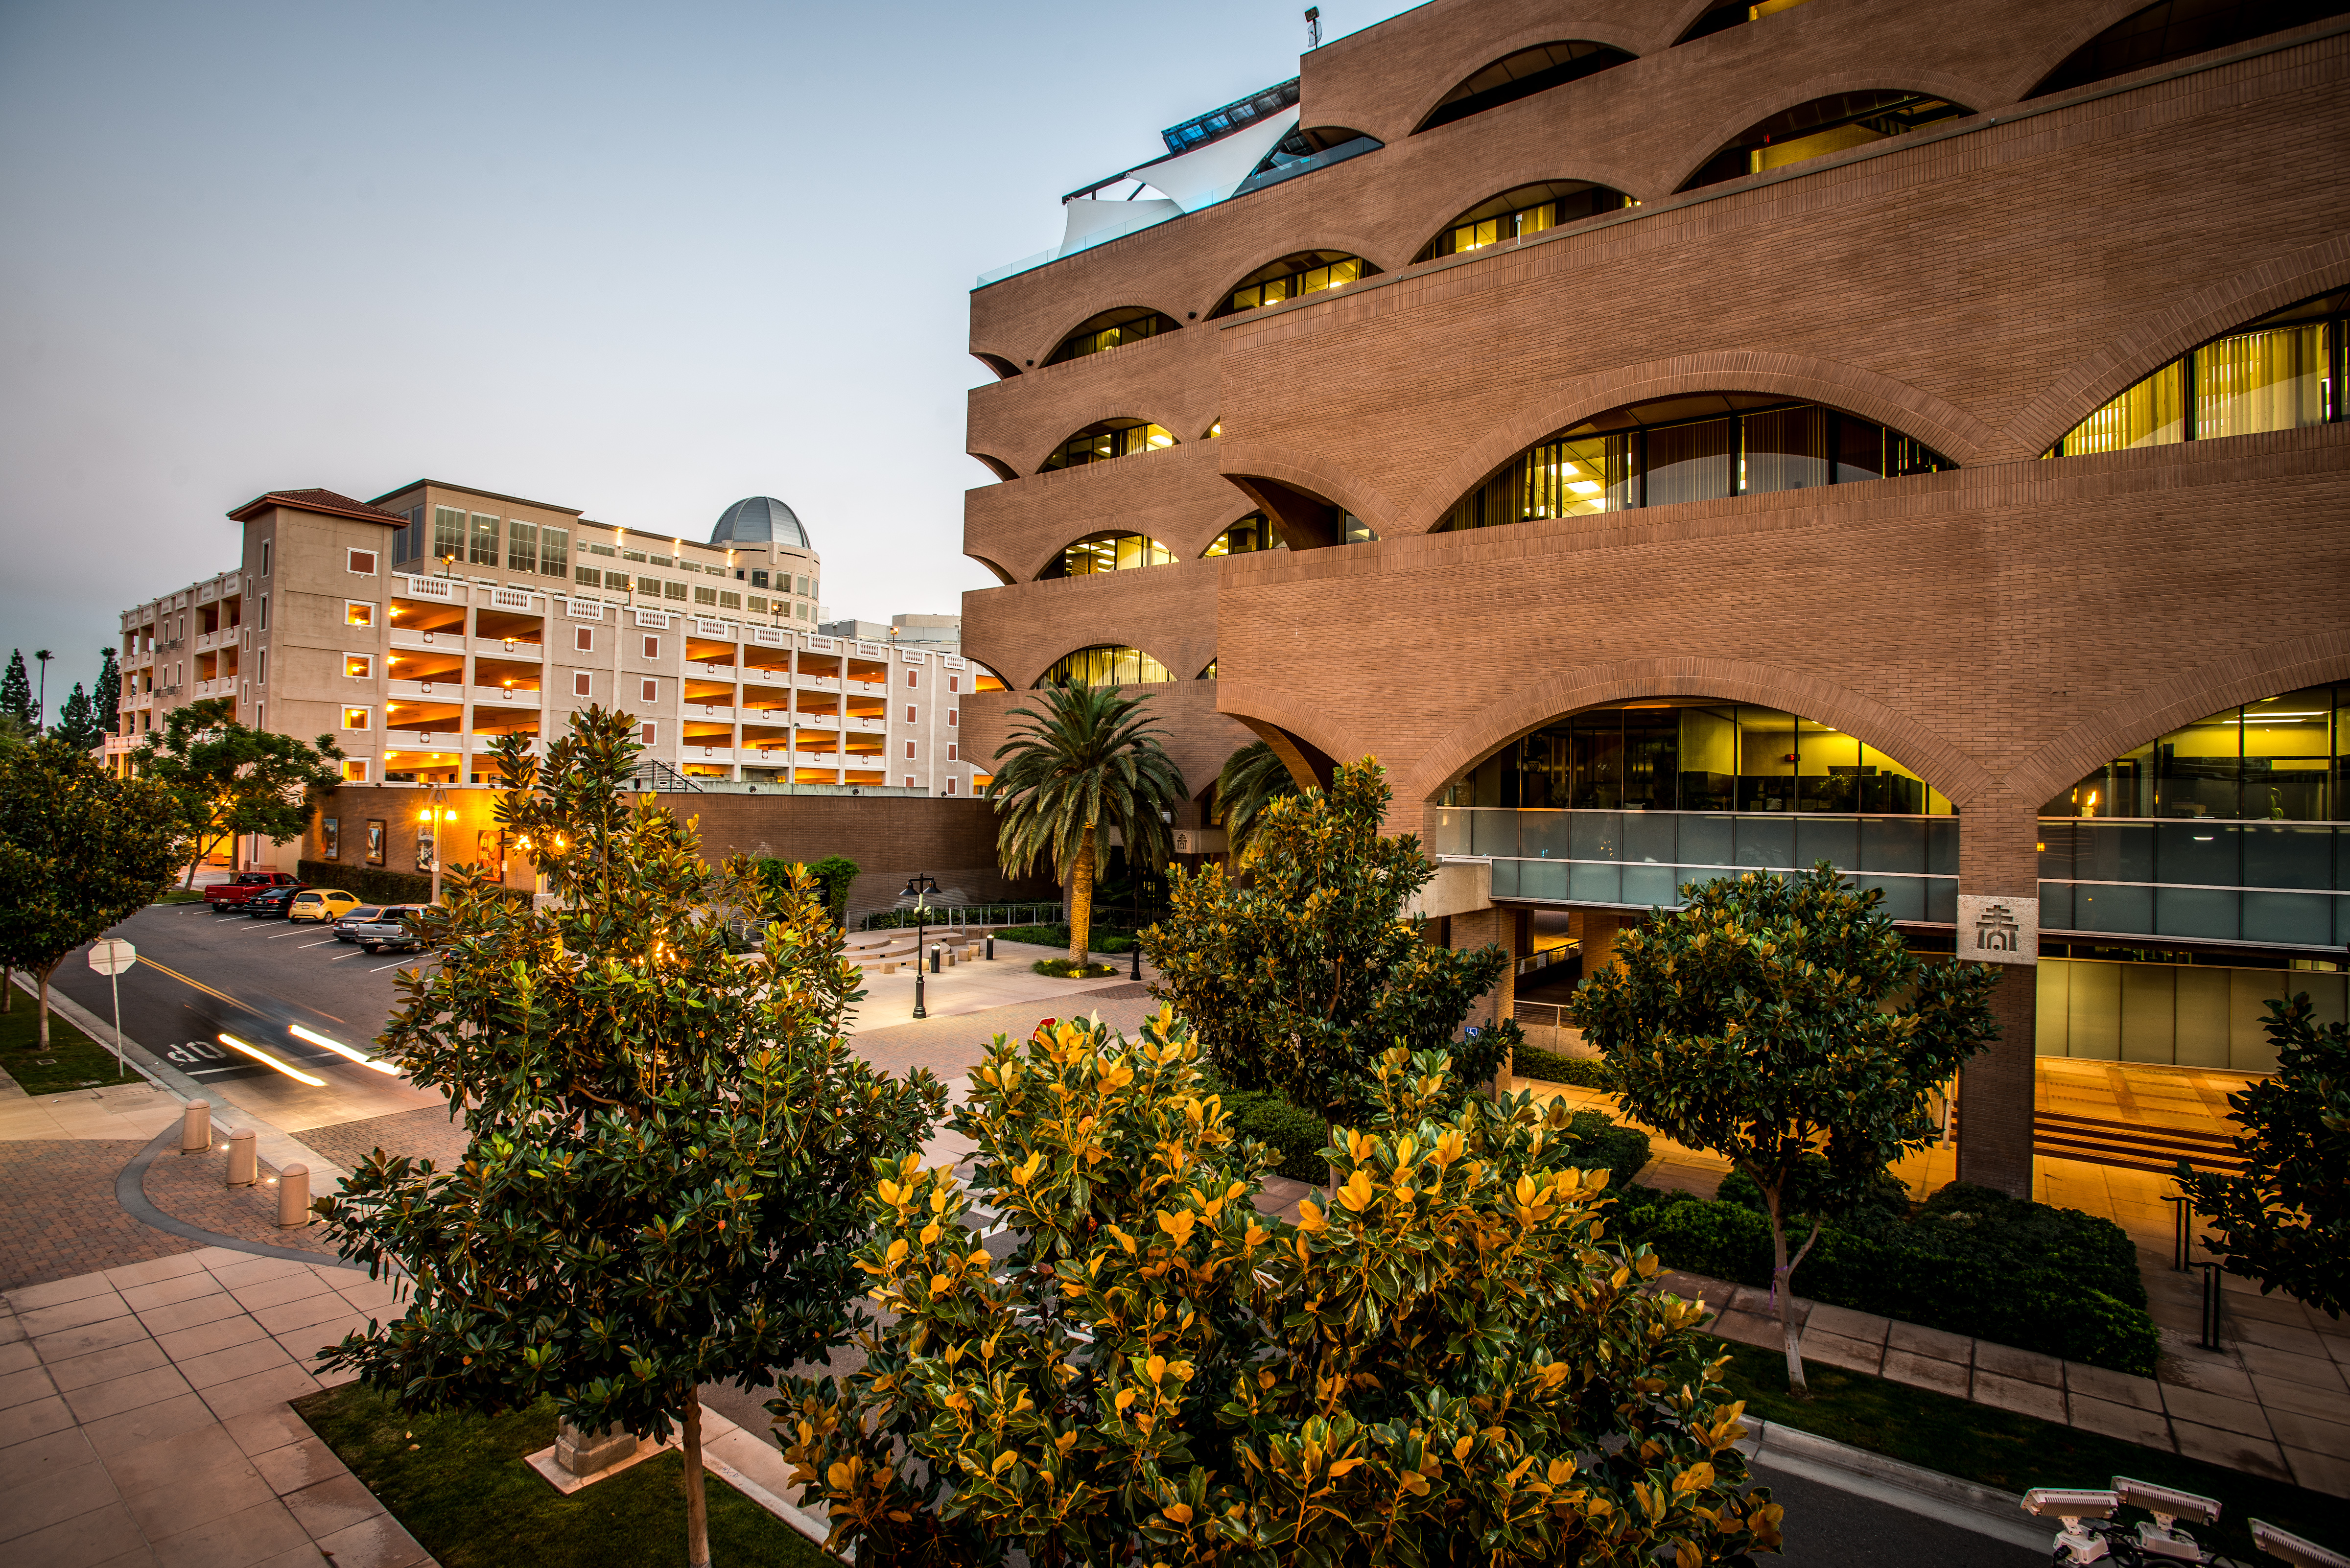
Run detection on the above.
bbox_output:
[203,872,302,912]
[331,906,388,942]
[352,907,429,955]
[286,889,362,924]
[243,885,305,919]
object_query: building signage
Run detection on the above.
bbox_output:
[1955,894,2038,966]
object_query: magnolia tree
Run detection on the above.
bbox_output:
[1143,758,1508,1145]
[777,1012,1781,1567]
[2178,994,2349,1320]
[1566,865,1999,1394]
[132,697,343,884]
[318,710,943,1568]
[0,738,182,1042]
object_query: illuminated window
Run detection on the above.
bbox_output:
[341,758,369,783]
[2046,290,2346,456]
[433,507,466,562]
[343,706,371,731]
[469,513,500,566]
[1439,395,1952,530]
[346,602,375,627]
[1202,514,1284,557]
[1418,181,1632,260]
[2045,686,2349,821]
[1215,251,1370,316]
[1207,420,1222,438]
[347,548,377,576]
[344,654,373,679]
[1036,645,1173,687]
[1046,307,1180,364]
[1677,0,1820,44]
[1416,41,1635,132]
[1680,92,1972,190]
[1040,420,1175,471]
[1040,530,1175,577]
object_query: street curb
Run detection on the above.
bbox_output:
[1741,1416,2050,1552]
[117,1121,364,1271]
[11,969,352,1186]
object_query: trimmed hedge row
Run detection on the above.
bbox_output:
[1617,1180,2159,1376]
[1513,1043,1614,1089]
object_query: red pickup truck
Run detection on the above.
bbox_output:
[203,872,305,911]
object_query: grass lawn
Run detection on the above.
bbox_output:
[295,1382,836,1568]
[1708,1338,2346,1561]
[0,985,143,1094]
[153,889,206,905]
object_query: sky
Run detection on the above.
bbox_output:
[0,0,1419,713]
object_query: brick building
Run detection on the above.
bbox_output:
[956,0,2350,1194]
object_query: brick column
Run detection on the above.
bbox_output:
[1954,801,2040,1199]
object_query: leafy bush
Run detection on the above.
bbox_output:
[1614,1179,2159,1376]
[1555,1108,1652,1192]
[1221,1087,1331,1185]
[1513,1042,1615,1089]
[1032,958,1118,978]
[994,922,1137,953]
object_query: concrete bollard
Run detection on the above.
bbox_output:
[276,1164,311,1227]
[181,1099,212,1153]
[929,944,941,974]
[226,1128,258,1187]
[985,934,995,960]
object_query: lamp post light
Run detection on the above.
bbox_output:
[419,784,455,906]
[899,873,938,1019]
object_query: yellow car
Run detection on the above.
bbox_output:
[287,889,362,924]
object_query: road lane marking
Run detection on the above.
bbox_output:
[300,940,337,949]
[268,930,312,939]
[217,1031,326,1086]
[140,957,260,1015]
[370,960,423,973]
[288,1023,398,1075]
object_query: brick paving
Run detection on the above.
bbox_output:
[293,1107,469,1176]
[141,1145,339,1260]
[0,1143,203,1292]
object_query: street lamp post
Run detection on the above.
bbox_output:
[900,873,938,1018]
[420,784,453,905]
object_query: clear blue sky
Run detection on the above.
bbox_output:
[0,0,1416,709]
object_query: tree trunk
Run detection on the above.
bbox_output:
[36,962,53,1050]
[1765,1179,1825,1397]
[682,1387,711,1568]
[2,966,11,1013]
[1067,827,1095,966]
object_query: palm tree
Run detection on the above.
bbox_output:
[1215,739,1300,858]
[987,683,1184,965]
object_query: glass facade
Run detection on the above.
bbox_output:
[2030,1,2350,98]
[1680,92,1972,190]
[1416,42,1635,133]
[2045,688,2348,821]
[1202,514,1284,556]
[1679,0,1822,44]
[1418,182,1634,260]
[1046,307,1178,365]
[1453,699,1954,815]
[1041,419,1175,471]
[1438,396,1952,530]
[1217,252,1368,316]
[2040,820,2350,947]
[1040,531,1175,578]
[2047,291,2346,455]
[1036,645,1172,687]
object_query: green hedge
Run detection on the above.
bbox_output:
[297,861,526,907]
[1554,1109,1652,1192]
[994,924,1138,953]
[1513,1043,1614,1089]
[1615,1180,2159,1376]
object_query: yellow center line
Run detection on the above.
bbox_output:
[139,956,258,1015]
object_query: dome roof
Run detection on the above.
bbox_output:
[711,495,809,550]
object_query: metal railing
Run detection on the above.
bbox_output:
[2038,818,2350,948]
[859,900,1070,932]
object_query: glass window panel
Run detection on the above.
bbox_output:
[1645,417,1736,507]
[2154,710,2241,819]
[1834,416,1886,483]
[433,506,466,562]
[2195,322,2327,440]
[506,520,537,572]
[540,526,568,575]
[2242,686,2334,820]
[1736,705,1798,812]
[1734,815,1796,871]
[2060,360,2185,455]
[469,513,499,566]
[1742,405,1830,494]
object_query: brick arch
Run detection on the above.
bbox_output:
[1022,413,1192,478]
[1396,352,2003,535]
[1665,73,1996,194]
[1217,439,1404,540]
[1396,22,1651,141]
[2003,630,2350,812]
[1009,638,1207,695]
[1388,656,1998,811]
[1022,301,1193,377]
[2006,235,2350,461]
[1013,524,1184,585]
[1987,0,2240,105]
[1197,237,1408,321]
[1216,685,1368,788]
[1401,170,1651,261]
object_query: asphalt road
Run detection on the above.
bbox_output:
[47,898,429,1099]
[1753,1463,2049,1566]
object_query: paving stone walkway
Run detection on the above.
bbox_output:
[0,1142,206,1292]
[0,1247,429,1568]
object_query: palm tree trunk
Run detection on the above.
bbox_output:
[1068,827,1095,965]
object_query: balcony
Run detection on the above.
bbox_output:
[470,684,542,708]
[1430,807,1960,923]
[2039,819,2349,950]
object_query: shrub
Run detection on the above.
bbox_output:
[1556,1108,1653,1192]
[1032,958,1117,978]
[1513,1042,1615,1089]
[1222,1089,1331,1184]
[994,922,1137,952]
[298,860,529,908]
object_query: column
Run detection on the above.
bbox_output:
[1954,801,2041,1200]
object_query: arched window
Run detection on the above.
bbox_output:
[2045,290,2346,455]
[1678,92,1972,190]
[1041,419,1175,471]
[1677,0,1821,45]
[1415,41,1635,133]
[1037,645,1172,687]
[1438,395,1951,530]
[1212,251,1375,318]
[1039,531,1175,579]
[1198,659,1218,680]
[1417,181,1633,262]
[1046,307,1180,365]
[2046,687,2348,822]
[1202,514,1285,557]
[1237,126,1383,195]
[2030,0,2348,98]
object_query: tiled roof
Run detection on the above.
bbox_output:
[226,488,411,525]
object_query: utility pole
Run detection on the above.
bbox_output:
[33,649,51,733]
